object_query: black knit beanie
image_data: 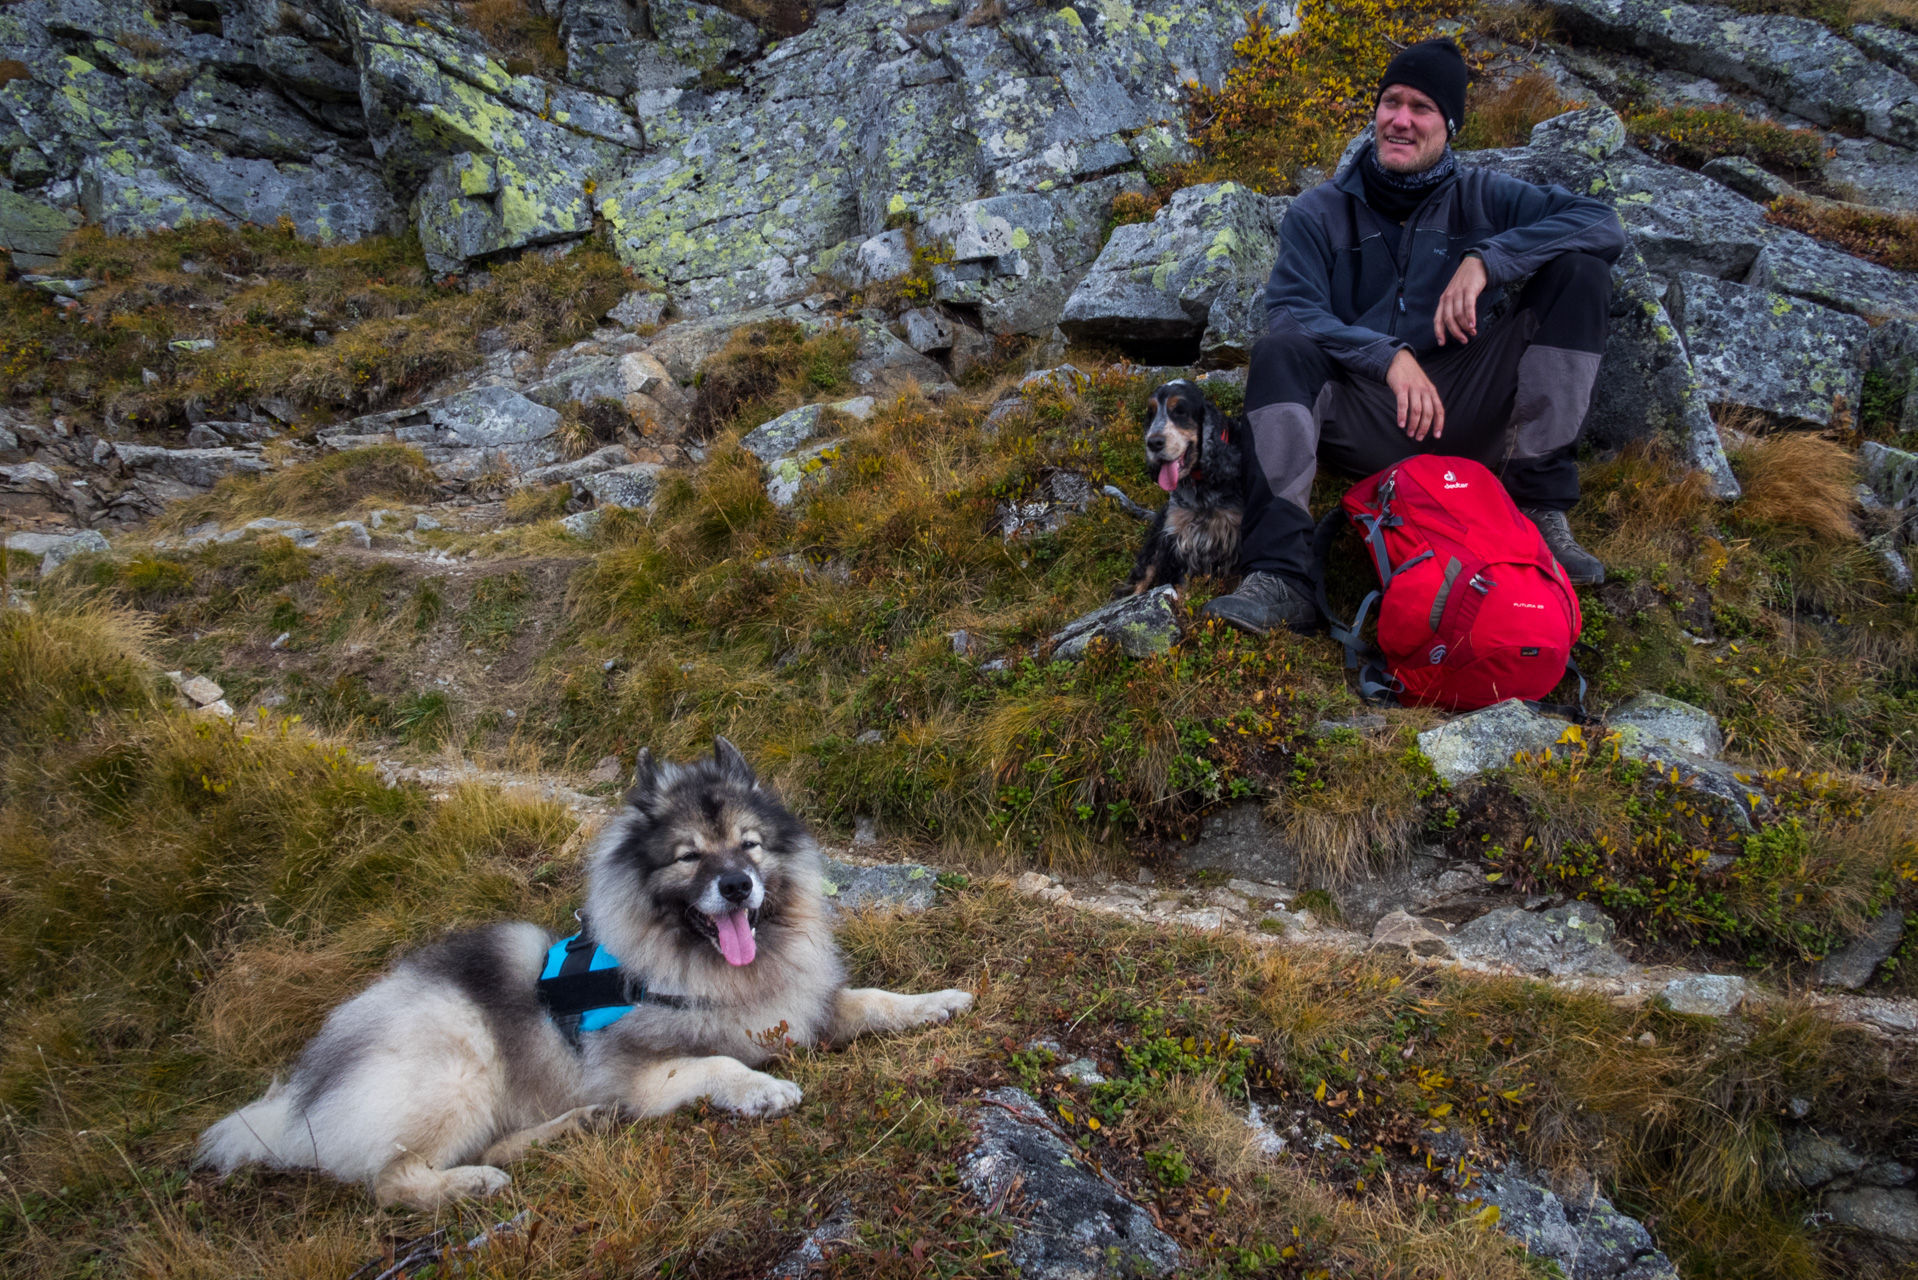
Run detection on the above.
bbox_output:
[1376,38,1469,137]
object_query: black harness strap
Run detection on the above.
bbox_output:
[537,923,698,1049]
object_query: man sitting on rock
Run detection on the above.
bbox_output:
[1203,39,1625,636]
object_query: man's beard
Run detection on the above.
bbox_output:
[1377,135,1448,174]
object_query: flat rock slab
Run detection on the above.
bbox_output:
[4,528,109,572]
[1050,586,1179,660]
[1824,1186,1918,1246]
[821,858,939,913]
[961,1087,1181,1278]
[1746,232,1918,322]
[1418,699,1572,784]
[1449,902,1630,977]
[1673,273,1868,426]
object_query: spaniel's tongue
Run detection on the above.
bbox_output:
[1157,458,1181,492]
[713,909,756,966]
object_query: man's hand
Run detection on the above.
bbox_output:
[1435,253,1487,346]
[1386,348,1444,441]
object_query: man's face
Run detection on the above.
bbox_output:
[1374,84,1449,174]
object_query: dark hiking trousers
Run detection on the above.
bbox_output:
[1239,250,1611,586]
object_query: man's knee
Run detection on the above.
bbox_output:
[1250,329,1332,382]
[1533,251,1613,300]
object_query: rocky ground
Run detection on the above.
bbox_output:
[7,0,1918,1274]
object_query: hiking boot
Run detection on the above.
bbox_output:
[1200,571,1320,636]
[1521,506,1605,586]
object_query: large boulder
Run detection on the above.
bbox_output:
[1060,182,1288,360]
[1474,1161,1681,1280]
[1671,273,1870,426]
[1552,0,1918,148]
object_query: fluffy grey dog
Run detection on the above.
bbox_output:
[198,739,972,1210]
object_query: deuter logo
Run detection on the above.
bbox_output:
[1443,470,1455,481]
[1428,644,1447,664]
[1442,469,1468,489]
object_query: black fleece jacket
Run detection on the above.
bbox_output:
[1263,143,1626,380]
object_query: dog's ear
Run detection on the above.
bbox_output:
[713,736,759,787]
[625,748,660,814]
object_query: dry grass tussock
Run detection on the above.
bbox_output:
[161,442,439,530]
[1456,73,1580,152]
[0,597,1910,1277]
[1275,721,1439,884]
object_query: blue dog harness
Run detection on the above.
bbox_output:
[536,925,696,1047]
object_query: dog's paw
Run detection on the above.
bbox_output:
[717,1072,803,1118]
[912,989,974,1025]
[441,1165,514,1201]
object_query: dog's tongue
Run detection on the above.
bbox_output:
[1157,458,1181,492]
[714,909,756,966]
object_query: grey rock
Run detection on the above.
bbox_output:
[765,439,842,507]
[1370,910,1454,958]
[1058,1057,1107,1085]
[1475,1161,1681,1280]
[740,400,875,463]
[172,674,225,708]
[523,355,631,410]
[1060,182,1287,356]
[1583,260,1740,499]
[1181,802,1301,887]
[608,291,669,328]
[1609,159,1777,281]
[560,509,605,537]
[1817,908,1908,989]
[848,229,914,287]
[185,424,225,449]
[428,385,564,447]
[331,520,372,549]
[1050,585,1179,661]
[1449,902,1629,977]
[4,528,109,573]
[1863,441,1918,509]
[961,1087,1182,1278]
[414,514,442,532]
[1671,272,1868,426]
[1781,1130,1868,1189]
[1824,1186,1918,1245]
[845,319,947,391]
[1700,155,1791,205]
[998,470,1095,538]
[1553,0,1918,148]
[1417,699,1572,784]
[1659,973,1747,1016]
[650,0,760,72]
[109,444,270,490]
[1856,22,1918,82]
[766,1202,857,1280]
[576,463,662,510]
[1608,692,1723,760]
[519,445,635,487]
[1863,1162,1917,1187]
[821,858,939,913]
[0,190,82,269]
[1746,232,1918,322]
[900,307,954,354]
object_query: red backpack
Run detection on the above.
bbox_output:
[1311,455,1584,712]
